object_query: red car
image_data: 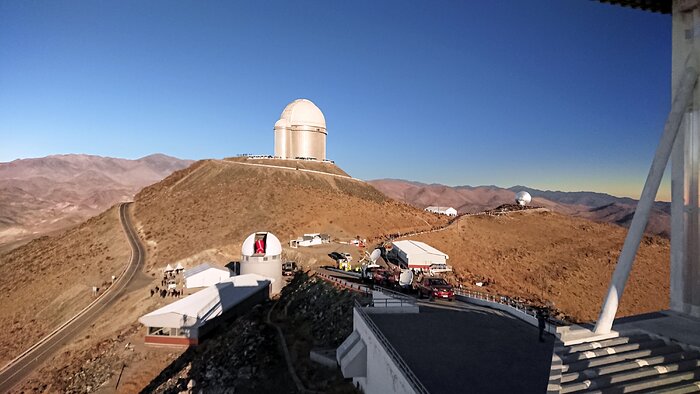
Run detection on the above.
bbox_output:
[417,278,454,301]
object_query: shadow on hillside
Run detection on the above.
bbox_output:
[139,347,197,393]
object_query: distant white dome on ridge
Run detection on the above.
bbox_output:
[280,99,326,130]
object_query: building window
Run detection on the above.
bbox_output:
[263,257,268,261]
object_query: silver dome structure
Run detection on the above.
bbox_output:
[274,99,327,160]
[515,191,532,206]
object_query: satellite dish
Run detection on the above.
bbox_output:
[515,191,532,206]
[399,269,414,287]
[370,249,381,263]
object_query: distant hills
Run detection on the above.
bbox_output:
[0,153,193,251]
[368,179,670,237]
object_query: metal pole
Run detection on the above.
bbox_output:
[594,61,698,334]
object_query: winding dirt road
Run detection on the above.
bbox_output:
[0,202,145,391]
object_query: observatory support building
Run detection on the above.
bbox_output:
[274,99,327,160]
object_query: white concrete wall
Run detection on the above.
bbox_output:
[240,255,282,295]
[352,308,418,394]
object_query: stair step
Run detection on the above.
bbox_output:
[560,360,700,393]
[562,339,667,363]
[564,345,683,373]
[585,369,700,393]
[562,335,651,355]
[647,380,700,393]
[561,351,700,384]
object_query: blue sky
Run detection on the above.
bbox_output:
[0,1,671,199]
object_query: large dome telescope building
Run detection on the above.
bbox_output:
[274,99,327,160]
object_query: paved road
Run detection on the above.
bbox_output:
[0,202,145,391]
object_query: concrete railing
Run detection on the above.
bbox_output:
[454,288,564,334]
[354,300,429,394]
[315,271,370,294]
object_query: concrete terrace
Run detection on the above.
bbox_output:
[368,301,555,393]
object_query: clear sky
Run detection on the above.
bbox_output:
[0,0,672,200]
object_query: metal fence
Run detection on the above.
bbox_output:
[453,288,566,331]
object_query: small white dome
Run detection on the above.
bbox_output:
[279,99,326,130]
[515,191,532,206]
[274,118,289,129]
[241,232,282,257]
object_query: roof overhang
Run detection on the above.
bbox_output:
[597,0,671,14]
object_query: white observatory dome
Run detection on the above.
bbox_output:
[241,232,282,257]
[515,191,532,206]
[279,99,326,130]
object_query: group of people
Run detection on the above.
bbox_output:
[150,286,183,298]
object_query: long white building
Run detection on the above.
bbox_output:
[425,206,458,216]
[391,240,451,273]
[139,274,270,346]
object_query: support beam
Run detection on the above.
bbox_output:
[594,62,698,334]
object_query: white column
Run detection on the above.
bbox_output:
[671,1,700,319]
[594,59,698,334]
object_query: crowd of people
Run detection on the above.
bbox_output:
[150,286,182,298]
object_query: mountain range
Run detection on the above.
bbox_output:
[368,179,671,237]
[0,153,193,252]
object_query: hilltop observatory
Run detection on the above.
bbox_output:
[241,232,283,295]
[274,99,327,160]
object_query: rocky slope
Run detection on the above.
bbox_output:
[0,153,193,251]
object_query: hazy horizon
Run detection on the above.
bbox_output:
[1,1,671,200]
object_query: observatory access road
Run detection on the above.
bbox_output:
[0,202,145,391]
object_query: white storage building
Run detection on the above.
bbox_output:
[290,233,331,248]
[391,240,451,273]
[425,206,458,216]
[139,274,270,346]
[184,263,231,289]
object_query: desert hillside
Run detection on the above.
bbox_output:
[0,158,674,392]
[0,205,130,366]
[407,210,669,323]
[0,153,193,252]
[369,179,670,236]
[133,159,448,269]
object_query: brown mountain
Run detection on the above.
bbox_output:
[0,153,193,252]
[368,179,670,236]
[132,158,449,270]
[0,158,670,392]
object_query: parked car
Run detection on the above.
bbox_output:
[282,261,298,276]
[328,252,346,262]
[417,277,454,301]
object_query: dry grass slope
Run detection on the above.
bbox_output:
[410,210,669,323]
[133,160,448,269]
[0,205,130,366]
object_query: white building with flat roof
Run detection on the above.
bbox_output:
[139,274,270,346]
[391,240,451,273]
[425,206,457,216]
[183,263,231,289]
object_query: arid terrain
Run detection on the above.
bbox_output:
[406,209,669,323]
[0,153,192,252]
[131,158,447,271]
[369,178,671,236]
[0,159,672,392]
